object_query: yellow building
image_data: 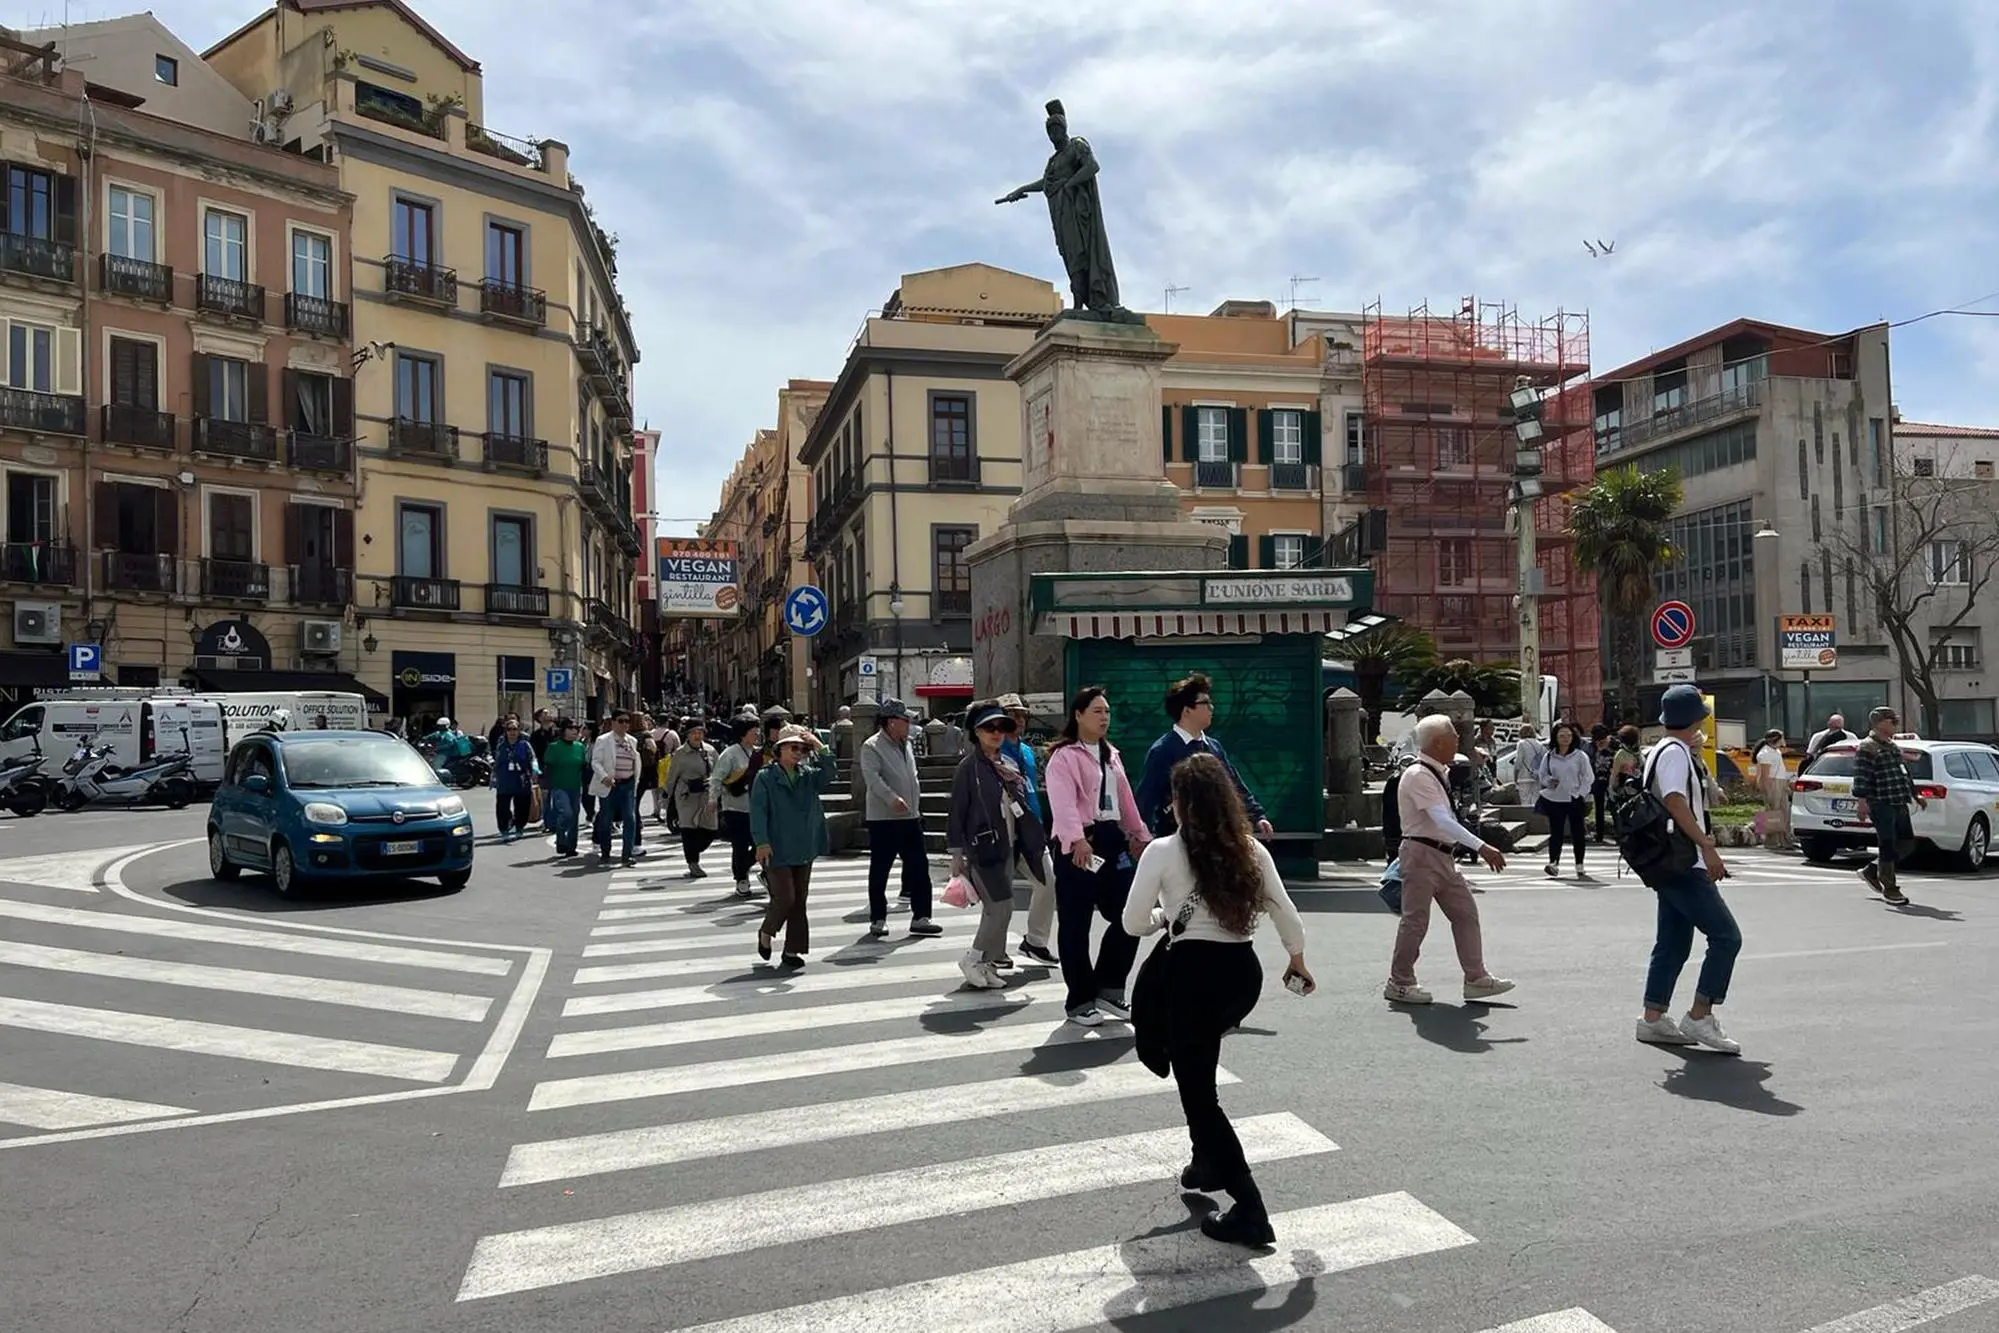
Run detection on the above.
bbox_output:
[204,0,642,730]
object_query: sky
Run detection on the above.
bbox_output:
[18,0,1999,535]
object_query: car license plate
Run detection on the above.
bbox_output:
[1828,798,1857,813]
[382,839,423,856]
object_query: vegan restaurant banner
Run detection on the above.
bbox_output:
[657,537,741,617]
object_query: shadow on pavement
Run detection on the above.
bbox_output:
[1106,1194,1321,1331]
[1288,889,1400,916]
[161,876,456,913]
[1889,902,1965,922]
[1658,1053,1803,1116]
[1399,1002,1530,1054]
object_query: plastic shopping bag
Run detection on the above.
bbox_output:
[941,875,978,909]
[1378,857,1404,915]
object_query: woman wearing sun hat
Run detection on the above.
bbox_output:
[749,722,837,967]
[946,700,1050,990]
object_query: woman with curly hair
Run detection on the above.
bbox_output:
[1123,752,1313,1248]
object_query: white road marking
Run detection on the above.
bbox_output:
[1479,1311,1620,1332]
[1800,1276,1999,1333]
[0,995,460,1082]
[596,891,881,920]
[548,987,1037,1058]
[529,1020,1124,1112]
[561,958,1013,1017]
[502,1061,1233,1187]
[0,1080,192,1130]
[0,846,161,894]
[574,933,962,979]
[671,1191,1474,1333]
[588,894,879,937]
[0,896,512,975]
[0,939,494,1022]
[457,1113,1335,1301]
[1743,942,1952,963]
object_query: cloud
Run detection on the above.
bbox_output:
[93,0,1999,528]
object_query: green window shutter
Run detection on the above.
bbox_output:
[1302,410,1323,466]
[1181,405,1201,462]
[1227,407,1249,463]
[1306,533,1327,566]
[1257,534,1276,569]
[1161,405,1173,461]
[1228,534,1248,569]
[1255,409,1273,465]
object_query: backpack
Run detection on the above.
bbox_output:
[1610,739,1702,884]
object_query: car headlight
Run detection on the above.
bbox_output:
[437,795,466,818]
[451,824,473,837]
[302,802,349,826]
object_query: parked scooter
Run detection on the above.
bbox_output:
[53,729,196,811]
[415,734,492,790]
[0,739,50,816]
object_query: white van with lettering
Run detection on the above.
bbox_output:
[202,692,369,749]
[0,697,229,784]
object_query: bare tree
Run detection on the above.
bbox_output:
[1823,442,1999,737]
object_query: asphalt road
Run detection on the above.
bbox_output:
[1,796,1995,1333]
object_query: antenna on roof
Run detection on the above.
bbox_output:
[1163,284,1189,314]
[1287,276,1319,312]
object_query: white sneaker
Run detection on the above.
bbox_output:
[1679,1013,1740,1054]
[1463,976,1515,1001]
[1383,981,1433,1004]
[1095,997,1132,1022]
[1636,1015,1697,1045]
[957,953,985,988]
[971,962,1006,990]
[1067,1006,1105,1027]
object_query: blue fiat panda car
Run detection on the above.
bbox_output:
[208,730,475,894]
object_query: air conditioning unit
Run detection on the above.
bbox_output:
[268,88,294,113]
[302,620,342,655]
[13,601,60,645]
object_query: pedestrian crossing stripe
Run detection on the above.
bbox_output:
[547,986,1040,1059]
[0,1080,191,1131]
[0,846,165,894]
[1479,1312,1619,1332]
[571,930,965,981]
[561,957,1024,1018]
[455,1113,1338,1301]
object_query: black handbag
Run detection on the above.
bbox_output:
[1081,742,1130,864]
[1613,740,1703,885]
[1130,897,1199,1078]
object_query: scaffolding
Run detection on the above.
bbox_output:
[1362,297,1602,722]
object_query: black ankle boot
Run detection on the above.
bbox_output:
[1199,1172,1275,1247]
[1179,1159,1225,1192]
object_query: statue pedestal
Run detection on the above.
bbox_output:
[968,317,1226,697]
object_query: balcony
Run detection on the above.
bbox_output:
[289,432,352,472]
[0,387,85,437]
[193,417,280,463]
[483,432,547,473]
[614,514,641,557]
[389,418,459,462]
[1193,460,1239,490]
[574,324,612,377]
[290,564,352,607]
[202,557,271,601]
[936,589,972,616]
[1270,462,1318,492]
[100,253,172,303]
[587,597,633,642]
[0,232,75,284]
[285,292,349,339]
[101,404,175,450]
[1341,462,1368,493]
[485,583,549,617]
[1601,379,1764,457]
[383,256,458,308]
[102,551,174,594]
[391,575,462,611]
[196,273,265,321]
[480,282,546,328]
[1,541,76,586]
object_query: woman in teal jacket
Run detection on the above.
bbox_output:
[750,724,838,967]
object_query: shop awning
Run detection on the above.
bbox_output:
[1049,610,1362,640]
[914,684,975,698]
[0,652,76,692]
[187,669,390,710]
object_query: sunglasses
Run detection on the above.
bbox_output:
[1193,697,1214,708]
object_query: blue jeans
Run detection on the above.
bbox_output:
[546,788,580,855]
[593,778,637,860]
[1872,803,1915,867]
[1644,866,1742,1010]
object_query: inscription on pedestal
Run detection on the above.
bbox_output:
[1026,389,1054,484]
[1084,399,1141,459]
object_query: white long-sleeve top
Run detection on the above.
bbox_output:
[1539,747,1595,802]
[1122,833,1307,955]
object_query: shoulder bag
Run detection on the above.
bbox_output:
[1612,739,1701,885]
[1130,894,1199,1079]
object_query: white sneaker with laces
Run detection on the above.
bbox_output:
[1463,976,1516,1001]
[1679,1012,1740,1054]
[956,953,985,988]
[1636,1015,1697,1045]
[1383,981,1433,1004]
[972,962,1006,990]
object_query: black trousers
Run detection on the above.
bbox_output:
[867,818,932,920]
[682,826,718,870]
[1546,798,1588,865]
[1166,941,1263,1179]
[719,810,755,883]
[1053,847,1138,1013]
[494,790,532,835]
[1591,781,1610,839]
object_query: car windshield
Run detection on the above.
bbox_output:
[279,737,441,790]
[1800,748,1934,780]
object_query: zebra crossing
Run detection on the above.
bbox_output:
[1307,848,1920,896]
[454,855,1490,1326]
[0,848,543,1146]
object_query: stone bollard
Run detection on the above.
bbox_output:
[832,717,856,761]
[1326,688,1363,798]
[924,716,961,758]
[1444,690,1477,759]
[843,703,877,800]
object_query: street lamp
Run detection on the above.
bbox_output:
[1507,376,1547,738]
[1754,520,1784,729]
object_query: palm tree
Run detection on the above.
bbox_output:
[1398,659,1522,717]
[1567,465,1684,720]
[1334,623,1437,742]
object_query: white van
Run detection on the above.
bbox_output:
[201,691,368,749]
[0,697,229,784]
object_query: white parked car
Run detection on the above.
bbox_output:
[1790,736,1999,870]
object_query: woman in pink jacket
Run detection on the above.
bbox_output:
[1042,685,1153,1027]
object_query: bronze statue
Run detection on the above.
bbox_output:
[996,99,1141,324]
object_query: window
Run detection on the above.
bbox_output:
[108,337,158,409]
[208,492,254,562]
[933,526,975,615]
[1652,368,1687,417]
[154,54,178,85]
[1196,407,1229,463]
[391,197,435,265]
[486,222,524,287]
[1435,426,1472,468]
[395,353,439,422]
[292,230,332,298]
[5,165,52,239]
[208,357,249,421]
[1720,355,1766,393]
[109,481,167,554]
[1912,456,1935,478]
[203,209,248,281]
[1868,418,1886,485]
[1976,460,1995,480]
[1934,639,1978,670]
[398,503,443,578]
[489,371,529,438]
[1928,540,1969,586]
[1594,403,1622,450]
[288,370,333,435]
[7,472,56,544]
[1969,749,1999,782]
[497,656,535,707]
[1271,410,1304,466]
[929,392,974,482]
[1655,500,1758,671]
[491,514,532,585]
[107,187,154,261]
[1939,699,1998,738]
[1344,410,1364,465]
[1438,538,1473,587]
[1871,506,1889,555]
[1273,533,1306,570]
[7,322,54,393]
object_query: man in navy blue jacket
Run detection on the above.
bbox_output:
[1135,672,1273,838]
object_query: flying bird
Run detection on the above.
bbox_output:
[1583,239,1617,258]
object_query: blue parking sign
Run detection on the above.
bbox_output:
[67,643,101,681]
[545,667,573,695]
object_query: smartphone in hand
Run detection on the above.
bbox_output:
[1282,969,1315,997]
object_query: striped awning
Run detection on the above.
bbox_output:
[1046,610,1354,639]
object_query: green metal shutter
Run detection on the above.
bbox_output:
[1227,408,1249,463]
[1228,534,1248,569]
[1255,409,1273,464]
[1302,410,1323,466]
[1181,405,1201,462]
[1161,405,1173,461]
[1258,534,1276,569]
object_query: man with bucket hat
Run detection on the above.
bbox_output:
[1852,705,1923,907]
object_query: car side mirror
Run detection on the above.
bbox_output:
[243,774,271,795]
